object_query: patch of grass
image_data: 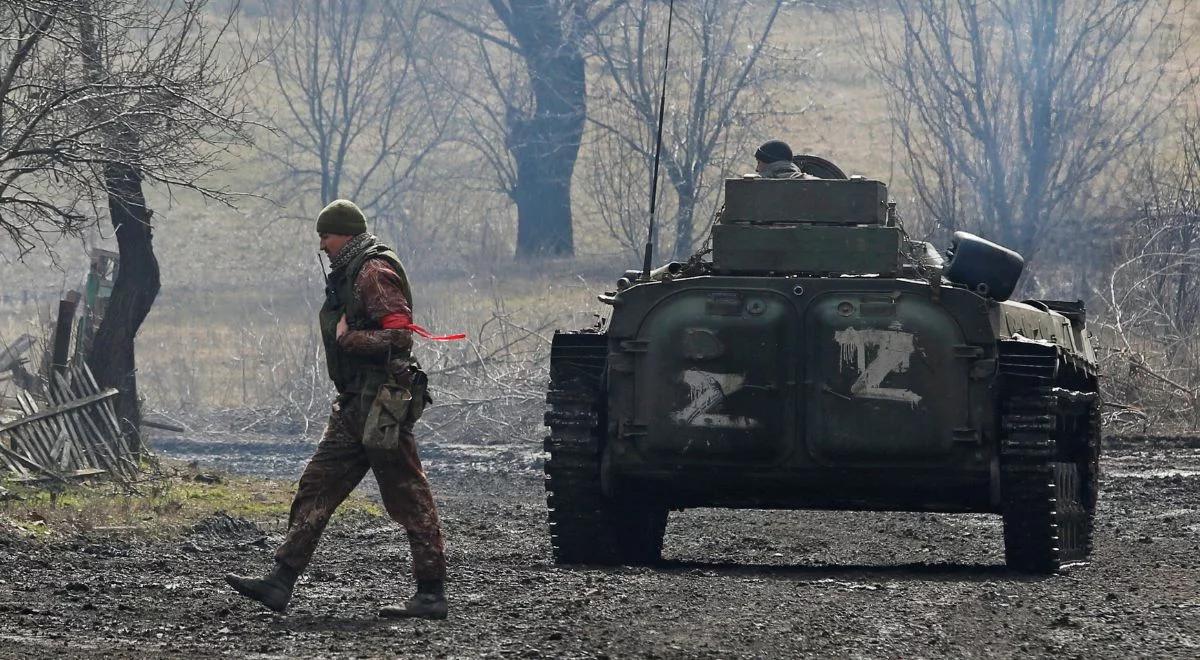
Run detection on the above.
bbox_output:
[0,460,383,541]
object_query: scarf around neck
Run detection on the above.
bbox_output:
[329,233,377,272]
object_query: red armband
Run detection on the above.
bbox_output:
[380,312,465,341]
[381,312,413,330]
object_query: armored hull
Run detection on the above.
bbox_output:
[544,177,1101,573]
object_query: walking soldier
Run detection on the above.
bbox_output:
[226,199,449,619]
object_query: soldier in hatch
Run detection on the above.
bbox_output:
[754,139,805,179]
[225,200,448,620]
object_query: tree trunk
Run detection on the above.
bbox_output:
[496,0,585,258]
[87,161,160,455]
[77,0,160,455]
[511,114,577,257]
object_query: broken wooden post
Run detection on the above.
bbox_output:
[0,334,36,372]
[51,291,81,378]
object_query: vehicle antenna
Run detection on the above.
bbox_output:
[316,251,330,288]
[641,0,676,281]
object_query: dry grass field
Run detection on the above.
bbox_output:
[2,261,607,416]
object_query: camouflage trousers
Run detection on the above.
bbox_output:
[274,397,446,581]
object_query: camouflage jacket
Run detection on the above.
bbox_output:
[760,160,805,179]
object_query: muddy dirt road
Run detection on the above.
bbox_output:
[2,433,1198,658]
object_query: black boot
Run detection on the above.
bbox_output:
[224,561,298,613]
[379,579,447,620]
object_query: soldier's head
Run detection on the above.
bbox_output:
[754,140,793,173]
[316,199,367,257]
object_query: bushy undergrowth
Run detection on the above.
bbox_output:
[132,266,613,443]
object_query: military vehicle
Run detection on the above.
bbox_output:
[543,169,1101,573]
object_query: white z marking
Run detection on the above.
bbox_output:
[672,370,758,429]
[833,328,922,405]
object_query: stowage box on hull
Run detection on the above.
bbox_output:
[711,224,903,275]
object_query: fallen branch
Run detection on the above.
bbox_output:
[424,319,555,378]
[0,442,71,484]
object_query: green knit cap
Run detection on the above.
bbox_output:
[316,199,367,235]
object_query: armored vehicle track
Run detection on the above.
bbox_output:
[543,333,666,565]
[998,342,1101,572]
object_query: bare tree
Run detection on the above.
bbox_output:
[433,0,624,258]
[0,1,246,257]
[262,0,456,244]
[1097,113,1200,431]
[864,0,1195,266]
[0,0,250,446]
[587,0,797,260]
[0,2,88,256]
[579,130,653,257]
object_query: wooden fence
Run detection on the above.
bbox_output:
[0,364,135,483]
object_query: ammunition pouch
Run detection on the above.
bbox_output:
[362,358,432,452]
